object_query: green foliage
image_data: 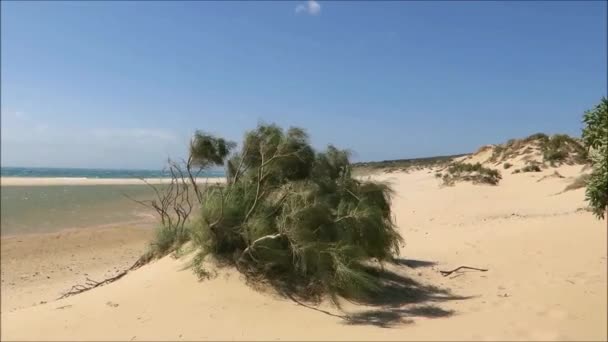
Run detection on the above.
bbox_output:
[582,97,608,219]
[147,225,191,259]
[520,164,542,173]
[524,132,549,143]
[503,162,513,169]
[186,123,404,301]
[541,134,587,165]
[190,131,236,168]
[489,132,586,165]
[442,162,501,186]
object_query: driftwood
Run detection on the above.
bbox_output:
[57,255,150,299]
[439,266,488,277]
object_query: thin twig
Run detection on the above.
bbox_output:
[439,266,488,277]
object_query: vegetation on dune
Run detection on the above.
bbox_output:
[440,162,501,186]
[541,134,588,166]
[520,164,542,173]
[488,132,587,166]
[503,162,512,169]
[582,97,608,219]
[353,154,467,174]
[141,123,404,302]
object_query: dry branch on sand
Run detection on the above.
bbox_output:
[58,254,151,299]
[439,266,488,277]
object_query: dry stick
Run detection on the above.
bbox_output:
[66,161,197,301]
[439,266,488,277]
[57,254,149,300]
[286,293,350,322]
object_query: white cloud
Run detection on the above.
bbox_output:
[295,0,321,15]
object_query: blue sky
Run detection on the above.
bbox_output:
[1,1,606,169]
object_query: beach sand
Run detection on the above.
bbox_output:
[1,177,225,186]
[1,226,154,313]
[1,164,606,340]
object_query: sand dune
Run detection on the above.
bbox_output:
[2,162,606,341]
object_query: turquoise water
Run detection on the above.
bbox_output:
[1,166,224,179]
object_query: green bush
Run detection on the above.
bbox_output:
[541,134,588,165]
[524,132,549,143]
[582,97,608,219]
[152,225,190,255]
[179,124,404,301]
[521,164,542,173]
[503,162,513,169]
[442,162,501,186]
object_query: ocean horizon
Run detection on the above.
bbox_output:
[0,166,225,179]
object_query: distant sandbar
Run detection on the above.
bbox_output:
[0,177,226,186]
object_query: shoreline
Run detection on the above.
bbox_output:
[0,176,226,186]
[1,224,154,313]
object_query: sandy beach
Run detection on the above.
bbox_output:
[1,177,226,186]
[1,226,154,313]
[3,1,605,340]
[2,158,606,341]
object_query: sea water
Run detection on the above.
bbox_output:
[1,167,224,236]
[1,166,224,179]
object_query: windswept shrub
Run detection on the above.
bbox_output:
[142,123,405,302]
[442,162,501,186]
[524,132,549,143]
[521,164,542,173]
[503,162,513,169]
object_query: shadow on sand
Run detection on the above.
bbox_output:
[341,260,471,328]
[279,258,472,328]
[393,258,438,269]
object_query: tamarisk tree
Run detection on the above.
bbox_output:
[149,123,404,300]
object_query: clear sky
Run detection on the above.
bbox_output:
[1,1,606,169]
